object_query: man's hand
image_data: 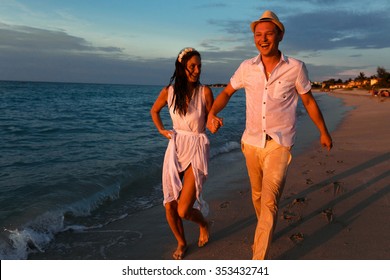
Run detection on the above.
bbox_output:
[207,115,223,134]
[321,133,333,151]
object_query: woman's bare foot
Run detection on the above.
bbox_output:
[173,245,188,260]
[198,221,209,247]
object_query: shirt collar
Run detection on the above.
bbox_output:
[251,52,288,65]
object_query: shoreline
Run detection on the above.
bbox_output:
[29,90,389,260]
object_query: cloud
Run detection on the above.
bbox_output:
[1,0,389,86]
[0,23,123,54]
[205,3,390,53]
[0,23,170,84]
[0,21,250,85]
[207,18,249,35]
[306,63,355,81]
[283,10,390,52]
[195,2,228,9]
[200,3,390,82]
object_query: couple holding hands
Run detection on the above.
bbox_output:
[151,10,332,260]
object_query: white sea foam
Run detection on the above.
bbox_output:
[210,141,241,158]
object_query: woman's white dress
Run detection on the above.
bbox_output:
[162,85,209,215]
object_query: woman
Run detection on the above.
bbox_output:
[150,48,214,260]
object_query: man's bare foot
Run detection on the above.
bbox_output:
[198,221,209,247]
[173,245,187,260]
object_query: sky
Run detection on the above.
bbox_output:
[0,0,389,85]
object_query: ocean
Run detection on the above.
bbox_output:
[0,81,346,259]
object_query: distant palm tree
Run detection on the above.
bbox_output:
[355,72,367,81]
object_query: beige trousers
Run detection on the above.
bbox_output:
[241,140,292,260]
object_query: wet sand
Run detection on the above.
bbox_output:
[30,89,390,260]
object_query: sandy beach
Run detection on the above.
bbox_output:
[30,89,389,260]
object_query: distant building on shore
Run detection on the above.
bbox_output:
[320,77,380,91]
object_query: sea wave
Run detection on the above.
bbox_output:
[210,141,241,158]
[0,181,122,260]
[0,139,242,260]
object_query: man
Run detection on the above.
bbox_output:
[207,10,333,260]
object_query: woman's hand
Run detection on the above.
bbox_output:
[160,129,174,139]
[206,115,223,134]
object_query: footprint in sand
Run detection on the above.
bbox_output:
[292,197,307,205]
[282,210,300,221]
[289,232,304,243]
[333,181,344,195]
[219,201,230,208]
[321,208,334,223]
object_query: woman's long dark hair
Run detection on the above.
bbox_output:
[167,48,201,116]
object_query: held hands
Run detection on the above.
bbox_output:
[207,115,223,134]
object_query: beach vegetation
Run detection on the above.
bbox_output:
[320,66,390,91]
[375,67,390,87]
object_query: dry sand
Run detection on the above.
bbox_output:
[268,89,389,259]
[30,89,389,260]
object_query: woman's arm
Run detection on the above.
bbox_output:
[206,83,236,133]
[203,85,214,115]
[150,87,173,139]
